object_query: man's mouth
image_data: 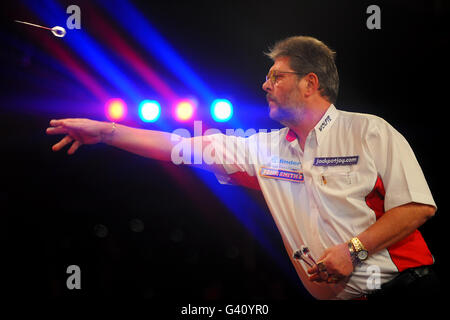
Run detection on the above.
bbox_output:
[266,95,276,105]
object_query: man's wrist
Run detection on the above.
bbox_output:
[347,237,369,267]
[100,121,117,144]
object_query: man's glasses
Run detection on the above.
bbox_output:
[265,70,303,85]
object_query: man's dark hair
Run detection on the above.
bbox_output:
[265,36,339,104]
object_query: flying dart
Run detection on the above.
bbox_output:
[14,20,66,37]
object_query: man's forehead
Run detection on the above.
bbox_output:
[269,56,292,71]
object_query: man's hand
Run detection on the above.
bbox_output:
[46,118,111,155]
[307,243,354,284]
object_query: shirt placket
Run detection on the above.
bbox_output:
[301,131,322,249]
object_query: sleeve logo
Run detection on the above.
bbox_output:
[259,167,304,183]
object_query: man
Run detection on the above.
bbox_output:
[47,36,438,300]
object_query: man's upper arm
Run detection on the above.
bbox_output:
[365,118,436,212]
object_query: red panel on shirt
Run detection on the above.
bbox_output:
[229,171,261,190]
[285,129,297,142]
[365,176,433,272]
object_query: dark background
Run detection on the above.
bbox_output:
[1,0,448,310]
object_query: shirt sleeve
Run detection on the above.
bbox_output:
[365,117,436,212]
[201,133,260,189]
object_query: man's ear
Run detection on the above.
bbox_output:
[306,73,320,91]
[302,73,320,97]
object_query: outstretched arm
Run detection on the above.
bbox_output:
[46,118,227,175]
[47,118,174,160]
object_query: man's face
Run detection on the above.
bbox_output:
[262,56,304,123]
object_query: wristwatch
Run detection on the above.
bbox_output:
[348,237,368,266]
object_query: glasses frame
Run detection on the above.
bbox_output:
[265,70,304,85]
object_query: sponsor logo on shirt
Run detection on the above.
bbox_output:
[318,115,331,131]
[313,156,359,166]
[259,167,304,183]
[270,156,301,169]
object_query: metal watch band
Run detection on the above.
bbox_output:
[348,241,360,266]
[350,237,366,252]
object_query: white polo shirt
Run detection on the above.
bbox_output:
[202,104,436,300]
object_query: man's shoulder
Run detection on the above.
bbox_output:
[336,108,392,132]
[208,127,289,144]
[246,127,290,140]
[337,108,385,124]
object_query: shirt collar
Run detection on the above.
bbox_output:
[313,104,339,146]
[284,104,339,146]
[285,127,297,142]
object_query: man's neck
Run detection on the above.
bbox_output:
[283,100,332,150]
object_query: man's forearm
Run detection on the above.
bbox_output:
[357,202,435,255]
[99,122,227,175]
[101,122,176,161]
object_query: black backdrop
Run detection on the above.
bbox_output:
[1,0,449,311]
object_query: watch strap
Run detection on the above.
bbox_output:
[348,237,368,266]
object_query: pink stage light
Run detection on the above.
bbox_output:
[105,98,127,121]
[174,100,195,121]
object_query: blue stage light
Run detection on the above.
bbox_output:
[139,100,161,122]
[211,99,233,122]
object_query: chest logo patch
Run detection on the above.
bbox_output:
[259,167,304,183]
[313,156,359,166]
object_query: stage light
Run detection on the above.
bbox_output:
[139,100,161,122]
[105,98,127,121]
[211,99,233,122]
[175,100,195,121]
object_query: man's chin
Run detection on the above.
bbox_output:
[269,106,291,124]
[269,107,282,122]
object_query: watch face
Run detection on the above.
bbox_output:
[358,250,368,260]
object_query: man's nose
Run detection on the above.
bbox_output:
[262,78,272,92]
